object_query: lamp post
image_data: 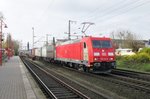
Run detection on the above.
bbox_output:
[0,19,7,66]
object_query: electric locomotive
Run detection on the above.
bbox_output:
[56,36,116,73]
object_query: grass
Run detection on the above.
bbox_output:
[116,60,150,73]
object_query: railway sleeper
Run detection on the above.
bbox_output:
[50,87,68,90]
[54,93,76,97]
[52,91,73,94]
[48,85,64,88]
[50,89,70,92]
[56,95,79,99]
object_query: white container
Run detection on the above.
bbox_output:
[35,48,42,57]
[42,45,54,58]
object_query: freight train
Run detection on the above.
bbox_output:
[28,36,116,73]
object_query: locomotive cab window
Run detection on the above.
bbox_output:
[84,42,86,48]
[92,40,112,48]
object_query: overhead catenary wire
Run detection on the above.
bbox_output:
[72,0,145,37]
[84,0,143,21]
[131,11,150,40]
[93,0,150,40]
[80,0,150,40]
[34,0,55,26]
[80,0,135,20]
[71,0,128,36]
[33,0,55,36]
[34,0,150,41]
[77,0,125,20]
[93,0,150,23]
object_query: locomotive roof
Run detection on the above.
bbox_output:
[56,39,81,45]
[90,36,111,40]
[56,36,111,46]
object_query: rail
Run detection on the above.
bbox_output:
[21,57,90,99]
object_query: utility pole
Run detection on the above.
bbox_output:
[53,37,55,58]
[68,20,71,40]
[27,42,29,51]
[32,27,34,48]
[46,34,48,45]
[68,20,76,40]
[46,34,51,46]
[81,22,94,36]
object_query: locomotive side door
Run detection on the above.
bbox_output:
[83,42,89,62]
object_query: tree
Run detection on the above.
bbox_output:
[125,32,144,51]
[5,33,12,49]
[110,30,144,51]
[3,33,19,55]
[0,12,4,19]
[13,40,19,55]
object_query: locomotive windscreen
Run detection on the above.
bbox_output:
[92,40,112,48]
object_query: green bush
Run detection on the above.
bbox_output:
[139,48,150,55]
[122,55,137,65]
[117,52,150,64]
[116,48,150,72]
[116,56,124,60]
[136,53,150,63]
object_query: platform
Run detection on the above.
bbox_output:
[0,56,46,99]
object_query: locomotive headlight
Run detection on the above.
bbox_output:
[108,52,114,56]
[94,52,100,56]
[94,58,98,60]
[110,58,113,60]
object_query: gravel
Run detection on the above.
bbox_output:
[33,60,150,99]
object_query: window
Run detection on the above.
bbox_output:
[84,42,86,48]
[92,40,112,48]
[127,50,131,52]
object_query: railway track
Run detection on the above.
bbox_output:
[30,59,150,99]
[109,74,150,89]
[107,73,150,92]
[63,66,150,94]
[25,58,123,99]
[111,69,150,81]
[49,63,150,94]
[21,57,90,99]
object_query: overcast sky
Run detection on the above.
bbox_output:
[0,0,150,48]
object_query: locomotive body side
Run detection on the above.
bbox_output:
[56,37,116,73]
[56,40,83,64]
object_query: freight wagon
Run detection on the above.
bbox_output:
[41,45,55,61]
[31,36,116,73]
[34,48,42,59]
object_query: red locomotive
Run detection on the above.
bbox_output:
[28,36,116,73]
[56,36,116,73]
